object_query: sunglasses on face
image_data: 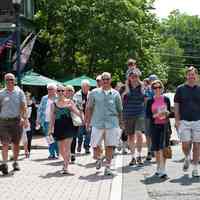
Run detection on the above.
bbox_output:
[153,86,162,90]
[57,89,65,92]
[102,78,110,81]
[6,78,15,82]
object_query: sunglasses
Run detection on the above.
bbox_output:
[153,86,162,90]
[6,78,14,81]
[57,90,65,92]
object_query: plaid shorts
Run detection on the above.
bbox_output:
[0,118,22,144]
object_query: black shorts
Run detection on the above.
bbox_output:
[151,124,169,151]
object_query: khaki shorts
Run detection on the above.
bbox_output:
[90,127,120,147]
[0,118,22,144]
[124,117,145,135]
[178,120,200,142]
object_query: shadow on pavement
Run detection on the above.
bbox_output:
[172,158,184,163]
[76,162,96,169]
[32,158,53,162]
[141,174,169,185]
[0,171,14,178]
[169,174,200,186]
[43,161,63,166]
[116,161,153,174]
[39,171,74,179]
[79,172,114,182]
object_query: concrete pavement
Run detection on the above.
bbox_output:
[1,132,200,200]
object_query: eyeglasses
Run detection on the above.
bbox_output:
[153,86,162,90]
[57,90,65,92]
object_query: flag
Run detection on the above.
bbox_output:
[12,32,33,62]
[0,33,16,55]
[13,34,37,71]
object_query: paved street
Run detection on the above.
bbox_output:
[0,136,200,200]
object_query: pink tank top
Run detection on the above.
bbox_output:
[151,96,167,124]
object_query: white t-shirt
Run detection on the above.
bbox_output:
[45,99,53,122]
[104,89,112,95]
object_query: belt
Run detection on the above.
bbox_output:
[0,117,19,121]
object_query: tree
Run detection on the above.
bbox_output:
[33,0,165,81]
[160,10,200,69]
[159,37,185,89]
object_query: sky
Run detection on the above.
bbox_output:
[153,0,200,18]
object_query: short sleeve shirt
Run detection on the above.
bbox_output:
[174,84,200,121]
[0,86,26,118]
[87,88,123,129]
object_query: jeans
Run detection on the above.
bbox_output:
[78,126,91,150]
[42,122,59,157]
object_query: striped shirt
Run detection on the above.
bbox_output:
[122,85,145,119]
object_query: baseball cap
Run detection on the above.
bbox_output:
[149,74,158,81]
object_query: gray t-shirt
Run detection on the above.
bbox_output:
[0,86,26,118]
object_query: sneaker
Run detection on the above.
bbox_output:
[129,157,136,166]
[146,152,152,161]
[96,159,102,170]
[0,163,8,175]
[48,155,57,160]
[192,169,199,177]
[183,158,190,172]
[13,162,20,171]
[154,172,160,177]
[104,167,114,176]
[122,149,128,155]
[159,173,168,179]
[137,156,143,165]
[71,155,76,163]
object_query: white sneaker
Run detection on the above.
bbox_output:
[192,169,199,177]
[183,158,190,172]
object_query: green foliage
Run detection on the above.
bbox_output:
[33,0,164,81]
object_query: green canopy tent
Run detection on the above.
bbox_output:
[21,71,61,86]
[63,75,96,87]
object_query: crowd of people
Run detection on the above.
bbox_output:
[0,59,199,179]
